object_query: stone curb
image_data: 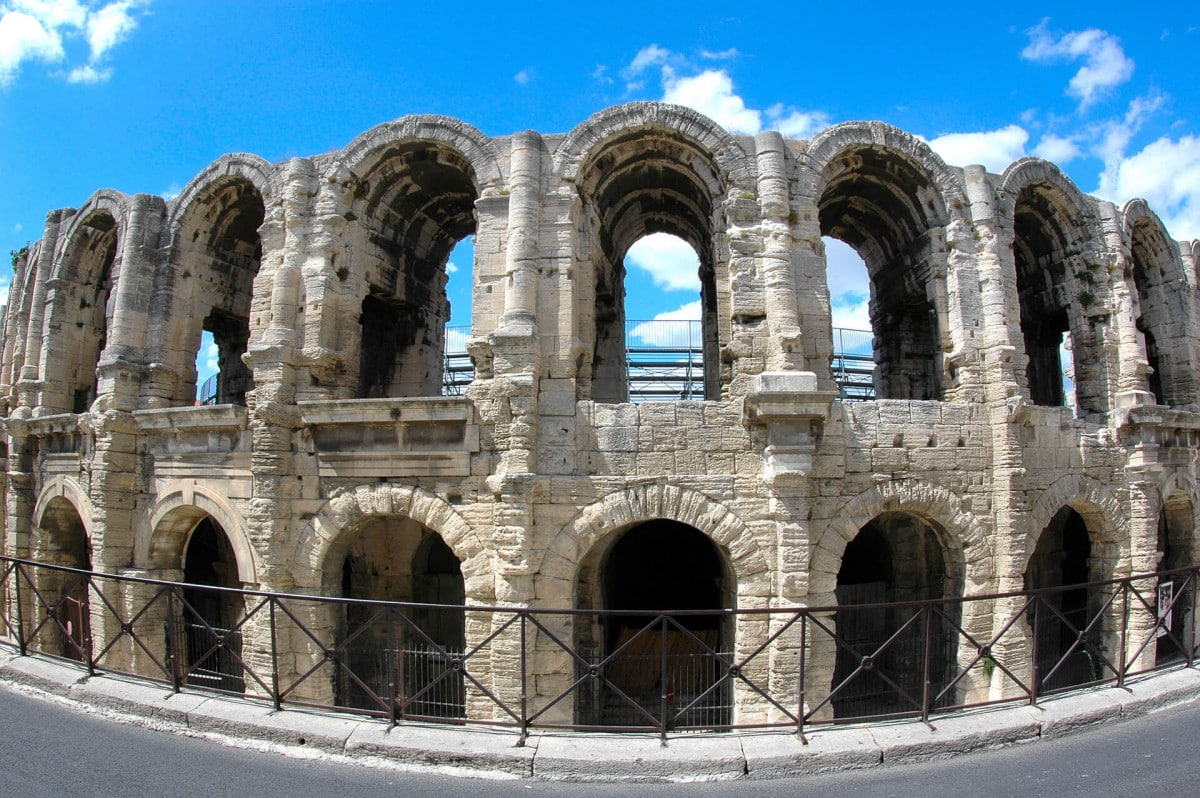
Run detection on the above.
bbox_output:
[2,648,1198,782]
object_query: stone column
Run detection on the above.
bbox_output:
[754,132,805,373]
[22,211,69,416]
[962,165,1033,699]
[1097,201,1155,407]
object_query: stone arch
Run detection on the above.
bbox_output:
[339,114,503,195]
[165,154,278,239]
[998,158,1094,222]
[1156,470,1200,570]
[802,123,966,400]
[1122,198,1194,406]
[1000,159,1111,414]
[811,479,991,601]
[40,200,126,413]
[537,482,770,593]
[50,190,131,282]
[139,482,257,584]
[1024,474,1126,578]
[33,477,95,546]
[554,103,754,402]
[554,102,754,188]
[802,121,966,208]
[295,483,493,600]
[326,118,495,399]
[154,155,274,407]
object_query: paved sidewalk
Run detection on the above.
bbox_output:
[2,648,1198,782]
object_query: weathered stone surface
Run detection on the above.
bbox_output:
[3,102,1198,727]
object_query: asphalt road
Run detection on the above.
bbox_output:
[2,682,1197,797]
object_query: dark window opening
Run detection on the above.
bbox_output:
[177,517,244,692]
[201,310,253,406]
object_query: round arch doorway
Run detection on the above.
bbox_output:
[176,516,246,693]
[578,519,732,729]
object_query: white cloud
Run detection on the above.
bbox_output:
[0,9,63,85]
[626,46,827,139]
[444,325,470,354]
[625,233,700,292]
[1022,21,1134,109]
[445,260,458,275]
[0,0,144,88]
[624,44,670,79]
[66,61,105,82]
[1100,134,1200,240]
[202,338,218,375]
[766,103,829,139]
[662,68,761,135]
[926,125,1030,172]
[1032,133,1082,163]
[13,222,21,232]
[513,69,530,85]
[825,237,872,332]
[0,273,11,309]
[84,0,135,59]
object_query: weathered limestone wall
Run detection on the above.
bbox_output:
[4,102,1199,721]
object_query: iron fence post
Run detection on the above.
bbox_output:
[660,614,669,743]
[13,560,27,656]
[387,607,399,727]
[165,587,181,692]
[797,612,807,741]
[1030,595,1041,706]
[1191,567,1198,666]
[1117,578,1129,688]
[519,611,529,746]
[269,596,281,711]
[921,603,933,723]
[82,571,96,678]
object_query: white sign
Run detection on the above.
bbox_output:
[1157,581,1174,639]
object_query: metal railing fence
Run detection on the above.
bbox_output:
[1,556,1195,741]
[442,324,877,401]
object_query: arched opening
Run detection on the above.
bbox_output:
[1156,494,1196,664]
[576,520,732,728]
[825,237,875,399]
[1012,184,1105,415]
[817,147,948,400]
[575,132,724,403]
[624,233,704,400]
[441,234,475,396]
[832,513,961,718]
[34,497,92,660]
[53,213,117,414]
[1130,218,1189,406]
[1024,507,1105,691]
[175,178,265,407]
[351,142,478,399]
[177,516,245,692]
[335,516,465,718]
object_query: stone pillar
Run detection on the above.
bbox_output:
[22,211,69,416]
[244,160,312,594]
[103,195,167,370]
[962,165,1033,699]
[498,132,542,335]
[1097,201,1155,407]
[1125,477,1162,673]
[754,132,805,373]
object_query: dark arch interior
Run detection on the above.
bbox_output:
[1013,184,1080,409]
[179,516,245,692]
[817,147,945,400]
[833,514,957,718]
[356,143,478,398]
[183,178,265,407]
[578,132,723,402]
[1157,496,1196,663]
[64,213,118,413]
[589,519,730,727]
[336,518,466,716]
[1024,507,1102,690]
[36,498,92,660]
[1130,218,1182,406]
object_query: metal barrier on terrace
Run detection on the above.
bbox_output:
[443,323,878,401]
[2,555,1194,740]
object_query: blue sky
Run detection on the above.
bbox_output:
[2,2,1197,376]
